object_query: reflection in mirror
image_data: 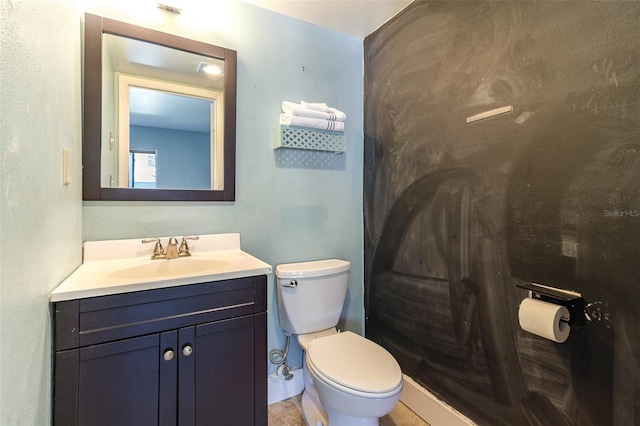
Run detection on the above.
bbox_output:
[129,88,213,190]
[109,75,223,190]
[102,34,224,191]
[83,13,237,201]
[130,149,157,188]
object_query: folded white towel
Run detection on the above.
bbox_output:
[280,114,345,132]
[301,101,329,112]
[282,101,347,122]
[327,107,347,121]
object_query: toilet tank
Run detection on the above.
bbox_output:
[276,259,351,335]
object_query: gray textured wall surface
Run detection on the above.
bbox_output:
[364,2,640,425]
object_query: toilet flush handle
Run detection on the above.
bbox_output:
[282,279,298,288]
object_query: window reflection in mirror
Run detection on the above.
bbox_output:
[101,33,224,191]
[130,150,157,189]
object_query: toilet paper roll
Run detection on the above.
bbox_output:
[518,298,571,343]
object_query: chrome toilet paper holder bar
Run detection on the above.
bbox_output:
[516,283,585,327]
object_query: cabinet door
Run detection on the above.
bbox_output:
[178,315,259,426]
[55,332,178,426]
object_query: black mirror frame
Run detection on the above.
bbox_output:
[83,13,236,201]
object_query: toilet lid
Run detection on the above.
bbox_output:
[307,331,402,394]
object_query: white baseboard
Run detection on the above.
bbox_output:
[268,368,304,405]
[400,374,476,426]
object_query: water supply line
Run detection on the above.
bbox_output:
[269,331,294,381]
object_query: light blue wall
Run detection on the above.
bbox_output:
[130,125,211,189]
[0,1,83,424]
[0,1,362,424]
[81,1,364,376]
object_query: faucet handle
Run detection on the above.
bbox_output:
[142,238,165,259]
[179,236,199,257]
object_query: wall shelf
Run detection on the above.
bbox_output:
[274,125,345,153]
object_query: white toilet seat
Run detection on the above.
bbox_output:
[307,331,402,398]
[307,358,403,399]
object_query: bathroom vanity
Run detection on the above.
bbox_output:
[50,234,271,426]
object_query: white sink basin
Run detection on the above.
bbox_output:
[108,257,233,280]
[50,233,272,302]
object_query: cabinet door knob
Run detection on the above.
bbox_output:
[163,349,175,362]
[182,345,193,357]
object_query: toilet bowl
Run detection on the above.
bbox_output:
[299,329,403,426]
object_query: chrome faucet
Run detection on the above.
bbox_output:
[179,236,199,257]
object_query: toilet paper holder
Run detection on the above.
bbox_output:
[516,283,585,327]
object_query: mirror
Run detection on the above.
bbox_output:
[83,13,237,201]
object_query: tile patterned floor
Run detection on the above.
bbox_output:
[268,395,430,426]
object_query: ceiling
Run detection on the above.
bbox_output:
[239,0,413,38]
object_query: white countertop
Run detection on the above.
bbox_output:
[50,233,272,302]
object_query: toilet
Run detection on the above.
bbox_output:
[276,259,403,426]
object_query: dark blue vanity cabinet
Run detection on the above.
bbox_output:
[52,276,267,426]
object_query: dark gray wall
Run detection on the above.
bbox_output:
[364,2,640,425]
